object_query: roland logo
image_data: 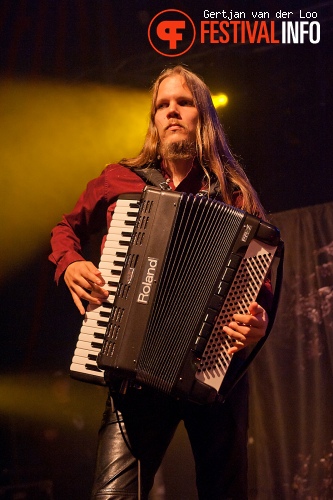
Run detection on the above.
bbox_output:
[241,224,252,243]
[137,257,158,305]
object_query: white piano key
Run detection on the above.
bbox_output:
[82,317,109,328]
[107,225,133,235]
[99,261,125,271]
[77,338,103,349]
[99,251,126,260]
[112,215,138,222]
[103,276,121,285]
[104,234,131,244]
[73,348,100,358]
[113,199,140,208]
[111,217,138,226]
[77,334,103,346]
[85,310,111,322]
[84,310,111,322]
[77,330,105,345]
[70,362,104,377]
[80,324,106,336]
[71,356,98,367]
[88,290,116,304]
[86,302,113,314]
[98,263,123,274]
[100,247,126,257]
[76,343,103,354]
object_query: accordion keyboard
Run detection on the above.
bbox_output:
[70,195,140,385]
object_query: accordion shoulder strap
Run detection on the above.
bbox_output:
[131,166,222,199]
[132,166,171,191]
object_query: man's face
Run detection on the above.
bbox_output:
[154,75,199,148]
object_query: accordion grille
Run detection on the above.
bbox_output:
[196,249,273,388]
[136,195,244,392]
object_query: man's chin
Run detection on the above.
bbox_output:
[159,139,196,160]
[165,133,187,143]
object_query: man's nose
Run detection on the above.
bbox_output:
[166,102,180,118]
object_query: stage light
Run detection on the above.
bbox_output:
[0,78,151,283]
[0,373,106,428]
[212,93,229,108]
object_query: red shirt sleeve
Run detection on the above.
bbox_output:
[48,164,146,283]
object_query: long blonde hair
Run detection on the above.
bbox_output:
[121,65,266,218]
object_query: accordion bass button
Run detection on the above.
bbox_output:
[227,253,243,269]
[217,280,230,297]
[193,336,208,356]
[209,294,225,311]
[204,308,218,325]
[198,321,212,339]
[221,266,236,283]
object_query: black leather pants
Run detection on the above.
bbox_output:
[91,379,249,500]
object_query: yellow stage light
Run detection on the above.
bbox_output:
[0,78,151,282]
[0,372,106,429]
[212,93,229,108]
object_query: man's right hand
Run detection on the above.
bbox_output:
[64,260,109,315]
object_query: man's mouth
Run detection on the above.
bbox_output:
[166,122,183,131]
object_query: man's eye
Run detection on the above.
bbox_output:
[156,103,167,109]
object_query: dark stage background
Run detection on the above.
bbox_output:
[1,1,333,499]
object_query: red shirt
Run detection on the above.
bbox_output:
[49,163,243,283]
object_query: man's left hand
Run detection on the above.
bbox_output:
[223,302,269,354]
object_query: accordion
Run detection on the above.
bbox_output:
[89,186,283,404]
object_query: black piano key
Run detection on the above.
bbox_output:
[121,231,133,237]
[116,251,127,258]
[85,363,101,372]
[91,342,103,349]
[94,332,105,339]
[113,260,125,267]
[99,311,111,318]
[108,281,119,287]
[97,320,109,327]
[111,269,121,276]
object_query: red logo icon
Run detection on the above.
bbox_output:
[148,10,196,57]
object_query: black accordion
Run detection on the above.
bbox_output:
[90,187,283,404]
